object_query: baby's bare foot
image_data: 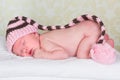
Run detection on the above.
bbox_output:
[104,34,114,48]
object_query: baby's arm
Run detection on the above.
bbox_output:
[33,39,70,60]
[33,48,69,60]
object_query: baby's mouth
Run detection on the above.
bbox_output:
[29,49,34,56]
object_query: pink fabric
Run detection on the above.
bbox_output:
[7,20,24,29]
[69,21,75,26]
[90,43,116,64]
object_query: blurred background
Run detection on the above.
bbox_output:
[0,0,120,51]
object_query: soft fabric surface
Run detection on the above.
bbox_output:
[0,36,120,80]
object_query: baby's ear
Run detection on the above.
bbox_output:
[34,32,39,37]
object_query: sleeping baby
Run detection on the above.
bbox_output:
[6,14,116,64]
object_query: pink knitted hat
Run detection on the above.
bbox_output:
[6,16,38,52]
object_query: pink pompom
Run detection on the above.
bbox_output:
[90,43,116,64]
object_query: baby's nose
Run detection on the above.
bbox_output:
[21,48,31,57]
[23,48,29,54]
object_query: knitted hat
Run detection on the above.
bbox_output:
[6,16,39,52]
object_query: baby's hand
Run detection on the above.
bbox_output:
[33,48,43,58]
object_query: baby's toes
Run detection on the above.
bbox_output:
[104,34,109,40]
[106,39,114,48]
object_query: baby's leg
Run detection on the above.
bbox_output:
[76,21,100,59]
[76,32,114,59]
[76,35,98,58]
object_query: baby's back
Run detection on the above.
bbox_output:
[40,24,84,56]
[40,21,100,56]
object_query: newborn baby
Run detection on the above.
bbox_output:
[6,14,115,64]
[12,21,113,59]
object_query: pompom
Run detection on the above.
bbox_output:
[90,43,116,64]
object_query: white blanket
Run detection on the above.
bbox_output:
[0,36,120,80]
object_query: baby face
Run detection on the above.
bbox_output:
[12,32,40,57]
